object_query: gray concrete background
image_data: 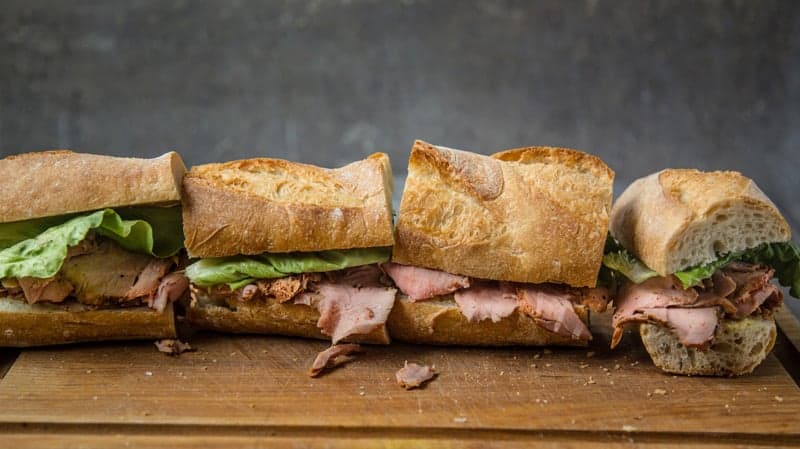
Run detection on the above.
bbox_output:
[1,0,799,311]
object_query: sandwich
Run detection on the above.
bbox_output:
[0,150,189,346]
[181,154,398,344]
[384,140,614,346]
[605,169,799,375]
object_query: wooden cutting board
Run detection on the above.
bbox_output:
[0,310,798,448]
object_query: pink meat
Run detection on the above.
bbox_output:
[395,362,436,390]
[517,285,591,341]
[453,281,518,323]
[149,272,189,313]
[17,277,73,304]
[314,283,397,344]
[126,259,173,299]
[612,307,719,348]
[307,343,362,377]
[381,263,469,301]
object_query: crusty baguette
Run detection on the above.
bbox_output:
[386,294,589,347]
[182,153,394,258]
[639,316,776,376]
[392,141,613,287]
[0,151,185,223]
[186,290,390,344]
[610,169,790,276]
[0,300,176,347]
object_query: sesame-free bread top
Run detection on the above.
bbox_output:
[392,140,614,287]
[0,151,185,223]
[609,169,791,276]
[182,153,395,258]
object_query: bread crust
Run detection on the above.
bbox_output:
[392,141,613,287]
[386,294,589,347]
[639,316,777,376]
[610,169,791,275]
[0,300,176,347]
[186,290,390,344]
[0,151,185,223]
[182,153,394,258]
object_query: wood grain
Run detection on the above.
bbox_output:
[0,313,798,436]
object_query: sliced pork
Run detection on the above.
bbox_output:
[149,272,189,313]
[396,362,436,390]
[517,285,592,341]
[18,277,73,304]
[308,343,362,377]
[313,283,397,343]
[453,281,517,323]
[382,262,469,301]
[611,261,784,348]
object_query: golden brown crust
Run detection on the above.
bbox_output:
[186,290,390,344]
[610,169,791,275]
[386,294,589,347]
[0,151,185,222]
[392,141,614,287]
[0,300,176,347]
[182,153,395,258]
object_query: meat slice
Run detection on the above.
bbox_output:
[17,277,73,304]
[314,283,397,344]
[453,281,518,323]
[396,362,436,390]
[613,276,700,319]
[381,263,469,301]
[149,272,189,313]
[126,259,173,299]
[154,339,195,356]
[258,274,315,303]
[307,343,362,377]
[517,285,592,341]
[734,284,782,318]
[612,307,719,349]
[60,240,154,304]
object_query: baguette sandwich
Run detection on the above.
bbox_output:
[384,140,614,346]
[0,150,189,346]
[605,169,800,375]
[182,154,398,344]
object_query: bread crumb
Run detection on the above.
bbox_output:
[145,371,153,376]
[533,354,541,360]
[453,417,467,423]
[543,349,552,354]
[545,363,552,367]
[653,388,667,395]
[775,396,784,403]
[587,376,596,385]
[359,391,366,396]
[85,369,92,374]
[586,351,595,358]
[530,364,537,368]
[579,363,589,369]
[622,425,637,432]
[614,364,621,370]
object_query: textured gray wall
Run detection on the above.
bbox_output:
[2,0,799,308]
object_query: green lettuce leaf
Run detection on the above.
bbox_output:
[602,235,800,298]
[186,247,393,290]
[0,208,182,280]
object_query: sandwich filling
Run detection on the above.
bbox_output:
[382,262,609,342]
[185,247,397,343]
[603,237,800,349]
[0,208,188,312]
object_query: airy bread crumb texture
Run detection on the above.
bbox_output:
[639,316,777,376]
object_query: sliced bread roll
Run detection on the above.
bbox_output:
[182,153,394,258]
[0,301,176,347]
[393,140,614,287]
[610,169,790,276]
[639,316,776,376]
[0,151,185,222]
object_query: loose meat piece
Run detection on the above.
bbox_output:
[517,285,592,341]
[154,339,195,356]
[396,362,436,390]
[307,343,362,377]
[382,263,469,301]
[18,276,73,304]
[260,274,317,303]
[453,281,517,323]
[149,272,189,313]
[314,283,397,343]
